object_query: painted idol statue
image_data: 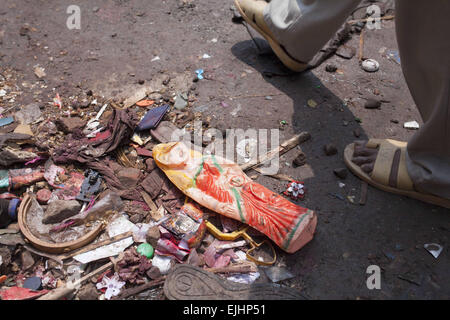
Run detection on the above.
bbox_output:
[153,142,317,253]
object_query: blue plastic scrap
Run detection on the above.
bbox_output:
[0,117,14,128]
[195,69,204,80]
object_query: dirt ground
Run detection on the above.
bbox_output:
[0,0,448,300]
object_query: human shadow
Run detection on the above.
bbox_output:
[230,38,449,299]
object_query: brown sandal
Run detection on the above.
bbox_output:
[344,139,450,209]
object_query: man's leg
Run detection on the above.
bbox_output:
[396,0,450,199]
[263,0,361,63]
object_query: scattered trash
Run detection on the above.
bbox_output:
[404,121,420,130]
[135,99,155,107]
[33,66,46,79]
[151,56,160,62]
[174,93,188,110]
[386,49,401,64]
[283,181,305,201]
[96,272,125,300]
[263,267,295,283]
[136,104,170,130]
[53,93,63,109]
[23,276,42,291]
[0,117,14,127]
[424,243,443,259]
[347,195,356,204]
[307,99,318,108]
[195,69,204,80]
[151,254,173,275]
[202,53,211,59]
[361,59,379,72]
[137,243,154,259]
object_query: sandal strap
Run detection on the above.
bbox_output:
[368,139,414,191]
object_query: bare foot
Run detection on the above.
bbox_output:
[351,140,378,174]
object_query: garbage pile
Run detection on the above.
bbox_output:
[0,85,312,300]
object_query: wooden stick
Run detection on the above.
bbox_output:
[140,190,158,212]
[358,28,365,62]
[37,262,113,300]
[240,132,311,171]
[112,277,166,300]
[359,181,368,205]
[204,264,258,274]
[347,15,395,25]
[23,245,64,265]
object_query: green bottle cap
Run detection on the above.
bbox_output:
[137,243,154,259]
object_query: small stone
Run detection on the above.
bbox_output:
[336,45,356,59]
[21,250,35,270]
[364,99,381,109]
[145,158,157,172]
[146,266,161,280]
[86,90,93,96]
[390,119,399,124]
[92,7,99,13]
[77,283,99,300]
[324,144,338,156]
[42,200,81,224]
[174,93,188,110]
[138,79,145,85]
[117,168,143,189]
[129,214,144,224]
[333,168,348,179]
[361,59,379,72]
[36,189,52,204]
[293,152,307,167]
[146,225,160,248]
[325,64,338,72]
[55,117,86,133]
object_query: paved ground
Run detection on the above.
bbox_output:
[0,0,448,299]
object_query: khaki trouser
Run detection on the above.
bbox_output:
[264,0,450,200]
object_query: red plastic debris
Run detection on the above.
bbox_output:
[0,287,49,300]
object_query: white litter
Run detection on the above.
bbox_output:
[152,254,173,274]
[227,272,260,284]
[73,215,135,264]
[151,56,160,62]
[215,240,247,251]
[0,89,6,97]
[404,121,420,130]
[424,243,443,259]
[202,53,211,59]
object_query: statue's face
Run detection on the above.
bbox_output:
[154,142,190,169]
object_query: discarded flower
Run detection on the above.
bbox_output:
[283,181,305,200]
[96,273,125,300]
